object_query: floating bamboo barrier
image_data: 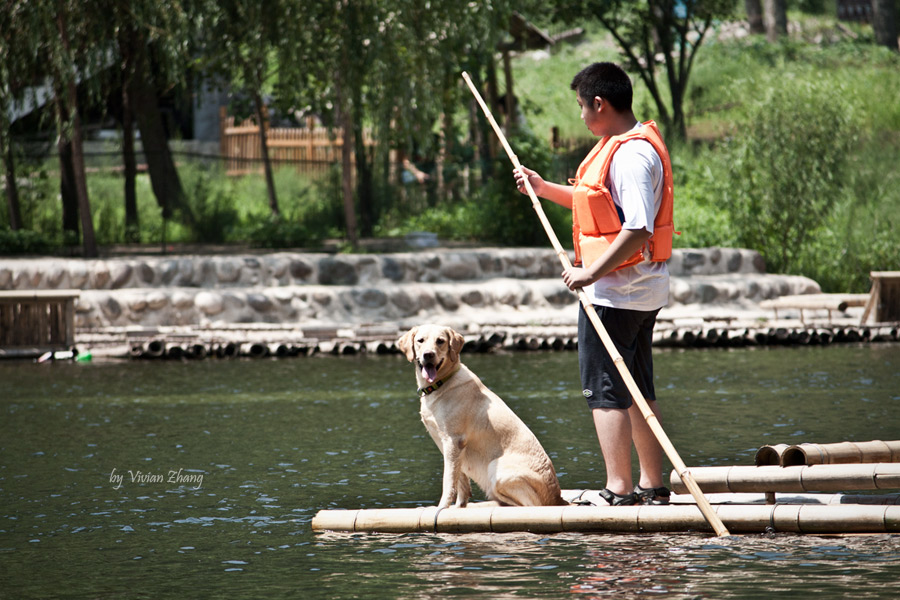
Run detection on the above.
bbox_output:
[311,503,900,535]
[670,463,900,494]
[756,440,900,466]
[71,321,900,363]
[782,440,900,466]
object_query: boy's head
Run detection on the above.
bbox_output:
[570,62,633,113]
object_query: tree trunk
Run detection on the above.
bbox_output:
[502,49,516,136]
[484,59,498,169]
[67,100,97,257]
[118,25,140,243]
[764,0,788,42]
[746,0,765,34]
[253,91,280,217]
[336,83,358,248]
[58,137,80,240]
[128,42,194,227]
[2,133,23,230]
[122,85,140,242]
[872,0,898,50]
[351,92,373,237]
[56,9,97,258]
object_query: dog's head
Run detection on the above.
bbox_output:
[397,324,465,384]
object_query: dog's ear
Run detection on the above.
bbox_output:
[397,327,418,362]
[447,328,465,362]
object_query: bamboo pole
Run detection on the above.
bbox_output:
[460,71,730,537]
[311,503,900,534]
[670,463,900,494]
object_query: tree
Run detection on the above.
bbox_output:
[745,0,765,34]
[123,5,196,230]
[0,2,27,231]
[22,0,101,257]
[872,0,898,51]
[763,0,787,42]
[274,0,521,247]
[553,0,734,141]
[202,0,286,219]
[104,1,141,242]
[275,0,358,244]
[3,2,99,254]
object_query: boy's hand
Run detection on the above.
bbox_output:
[514,166,543,196]
[562,266,594,290]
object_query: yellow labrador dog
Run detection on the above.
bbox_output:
[398,324,566,509]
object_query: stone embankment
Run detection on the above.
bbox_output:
[1,247,888,358]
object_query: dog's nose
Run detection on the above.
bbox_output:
[422,351,436,363]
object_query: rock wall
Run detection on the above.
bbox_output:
[0,247,820,331]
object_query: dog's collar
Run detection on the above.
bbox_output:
[417,364,461,397]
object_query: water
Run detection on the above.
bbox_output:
[2,344,899,598]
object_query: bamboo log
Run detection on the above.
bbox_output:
[186,344,208,360]
[144,340,165,358]
[755,444,790,466]
[670,463,900,494]
[166,344,185,359]
[782,440,900,466]
[311,503,900,534]
[242,342,269,358]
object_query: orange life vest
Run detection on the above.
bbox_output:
[571,120,674,270]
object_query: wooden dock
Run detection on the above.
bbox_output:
[0,290,80,358]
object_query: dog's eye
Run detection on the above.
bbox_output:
[436,338,445,345]
[416,338,424,344]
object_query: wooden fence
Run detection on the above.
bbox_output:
[219,107,374,177]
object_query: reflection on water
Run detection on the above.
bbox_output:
[306,531,900,599]
[1,344,899,598]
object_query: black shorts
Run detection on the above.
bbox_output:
[578,303,659,410]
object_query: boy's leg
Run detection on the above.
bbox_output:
[629,311,664,489]
[579,304,642,496]
[580,305,663,494]
[630,399,664,489]
[592,406,633,495]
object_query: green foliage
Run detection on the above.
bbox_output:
[181,167,242,243]
[0,227,53,254]
[237,170,343,248]
[474,131,572,246]
[723,80,857,274]
[669,145,739,249]
[374,129,572,247]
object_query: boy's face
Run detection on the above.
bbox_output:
[576,92,603,137]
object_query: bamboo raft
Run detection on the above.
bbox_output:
[311,499,900,535]
[312,440,900,536]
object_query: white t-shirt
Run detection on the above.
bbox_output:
[583,123,670,310]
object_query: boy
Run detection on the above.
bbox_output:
[513,62,673,506]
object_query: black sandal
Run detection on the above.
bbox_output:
[598,488,639,506]
[634,485,671,505]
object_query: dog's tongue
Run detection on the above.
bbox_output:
[422,363,438,383]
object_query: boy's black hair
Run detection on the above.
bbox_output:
[570,62,633,113]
